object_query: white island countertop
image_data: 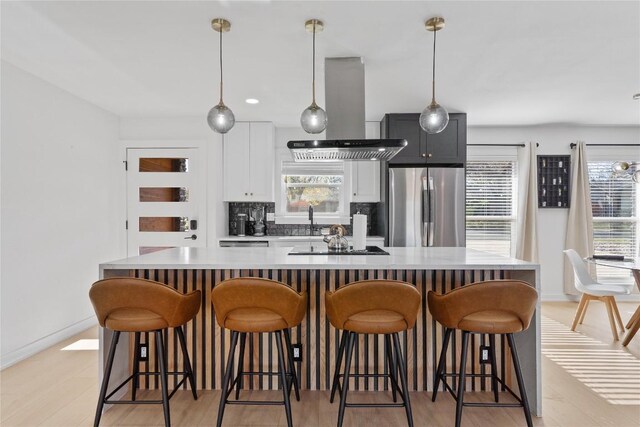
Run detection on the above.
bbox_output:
[100,246,539,271]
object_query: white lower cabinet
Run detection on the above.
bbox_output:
[223,122,274,202]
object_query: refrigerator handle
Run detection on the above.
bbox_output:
[421,176,428,247]
[428,176,435,247]
[389,170,395,245]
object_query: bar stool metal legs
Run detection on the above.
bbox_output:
[432,329,533,427]
[334,331,414,427]
[216,330,298,427]
[156,330,171,427]
[94,327,198,427]
[94,331,120,427]
[507,334,533,427]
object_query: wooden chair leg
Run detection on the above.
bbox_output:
[626,306,640,330]
[572,294,589,331]
[609,297,625,331]
[578,299,590,324]
[604,298,619,341]
[622,314,640,346]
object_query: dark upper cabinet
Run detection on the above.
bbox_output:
[382,114,425,165]
[381,113,466,166]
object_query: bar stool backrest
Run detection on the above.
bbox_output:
[90,277,201,328]
[428,280,537,330]
[211,277,306,328]
[325,280,421,329]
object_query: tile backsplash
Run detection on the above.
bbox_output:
[228,202,379,236]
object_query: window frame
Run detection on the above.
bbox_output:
[274,149,352,224]
[587,147,639,284]
[465,148,519,258]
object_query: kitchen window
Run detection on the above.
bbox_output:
[276,155,350,223]
[588,160,639,284]
[465,159,518,258]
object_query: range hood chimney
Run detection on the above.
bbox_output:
[288,57,406,162]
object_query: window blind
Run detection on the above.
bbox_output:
[466,160,518,257]
[588,161,638,283]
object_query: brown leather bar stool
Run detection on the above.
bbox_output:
[211,277,306,427]
[89,277,201,427]
[326,280,421,427]
[428,280,538,427]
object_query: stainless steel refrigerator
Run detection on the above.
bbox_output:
[386,167,465,247]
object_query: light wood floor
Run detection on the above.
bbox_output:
[1,302,639,426]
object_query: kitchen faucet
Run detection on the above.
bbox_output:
[308,205,314,236]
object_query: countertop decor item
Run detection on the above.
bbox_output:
[352,213,367,251]
[419,17,449,135]
[300,19,327,134]
[207,18,235,134]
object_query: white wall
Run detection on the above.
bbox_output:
[0,62,123,367]
[468,125,640,301]
[118,117,225,243]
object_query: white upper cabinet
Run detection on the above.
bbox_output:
[351,122,381,202]
[223,122,274,201]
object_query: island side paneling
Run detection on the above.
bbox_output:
[116,267,519,393]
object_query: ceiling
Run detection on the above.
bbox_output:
[2,1,639,127]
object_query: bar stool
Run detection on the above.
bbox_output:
[325,280,421,427]
[89,277,201,427]
[428,280,538,427]
[211,277,306,427]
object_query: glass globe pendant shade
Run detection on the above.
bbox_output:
[419,101,449,134]
[207,101,235,134]
[611,161,630,175]
[300,102,327,134]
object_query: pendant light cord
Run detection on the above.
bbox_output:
[219,27,224,103]
[312,20,316,104]
[431,26,437,104]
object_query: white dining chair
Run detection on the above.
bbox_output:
[563,249,632,341]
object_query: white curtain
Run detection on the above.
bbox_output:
[564,141,594,295]
[516,142,539,262]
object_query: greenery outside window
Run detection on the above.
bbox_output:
[277,156,350,223]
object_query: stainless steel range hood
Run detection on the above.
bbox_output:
[288,58,407,162]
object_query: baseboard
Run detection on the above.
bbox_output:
[0,316,97,370]
[542,293,640,302]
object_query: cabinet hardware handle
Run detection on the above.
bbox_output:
[184,234,197,240]
[250,193,253,196]
[421,153,426,158]
[245,192,248,196]
[428,153,433,158]
[353,193,357,196]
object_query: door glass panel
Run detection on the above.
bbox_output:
[139,246,174,255]
[139,217,189,232]
[139,158,189,172]
[139,187,189,202]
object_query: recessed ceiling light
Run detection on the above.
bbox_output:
[245,98,259,104]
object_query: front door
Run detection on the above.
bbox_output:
[126,148,206,256]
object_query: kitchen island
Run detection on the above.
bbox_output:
[99,246,541,415]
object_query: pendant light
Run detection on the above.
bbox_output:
[300,19,327,134]
[612,161,640,183]
[419,17,449,134]
[207,18,235,134]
